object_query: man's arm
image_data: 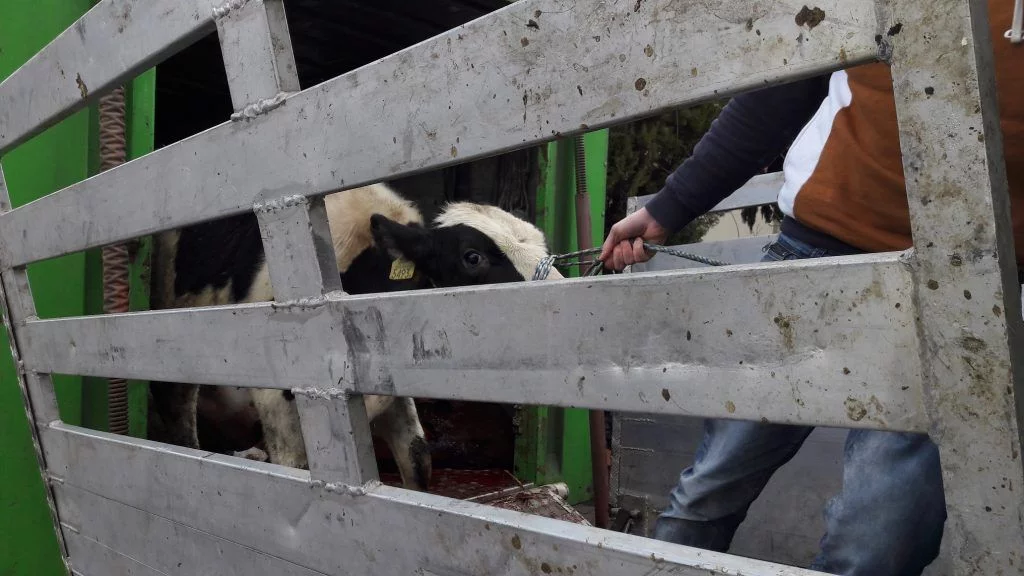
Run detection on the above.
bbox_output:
[642,75,832,232]
[600,74,832,270]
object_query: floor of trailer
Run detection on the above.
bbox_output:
[380,468,591,525]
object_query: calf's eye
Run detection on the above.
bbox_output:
[463,250,483,267]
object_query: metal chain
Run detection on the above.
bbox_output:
[533,243,729,281]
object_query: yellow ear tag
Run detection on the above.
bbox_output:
[389,258,416,280]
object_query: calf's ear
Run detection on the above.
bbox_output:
[369,214,431,261]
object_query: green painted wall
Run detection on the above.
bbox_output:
[1,2,94,573]
[0,1,156,573]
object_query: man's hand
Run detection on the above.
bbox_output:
[599,207,669,272]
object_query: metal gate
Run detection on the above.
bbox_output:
[1,0,1022,574]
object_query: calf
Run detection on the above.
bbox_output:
[149,183,561,491]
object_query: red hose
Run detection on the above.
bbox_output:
[98,86,131,435]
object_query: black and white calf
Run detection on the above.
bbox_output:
[149,183,561,491]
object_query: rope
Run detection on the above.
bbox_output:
[533,243,729,281]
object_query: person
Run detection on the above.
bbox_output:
[598,4,1022,574]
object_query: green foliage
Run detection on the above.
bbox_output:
[604,102,727,245]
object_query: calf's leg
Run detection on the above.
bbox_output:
[248,389,431,492]
[250,388,308,469]
[371,397,431,491]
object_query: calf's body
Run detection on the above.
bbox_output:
[149,183,561,491]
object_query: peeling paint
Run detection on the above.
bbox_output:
[75,73,88,98]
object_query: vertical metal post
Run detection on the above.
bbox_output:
[889,0,1024,572]
[0,171,61,432]
[253,195,380,484]
[213,0,299,113]
[212,0,376,486]
[123,68,157,440]
[0,167,71,574]
[255,195,342,301]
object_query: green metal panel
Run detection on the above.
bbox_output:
[517,131,609,504]
[0,1,157,573]
[125,69,157,438]
[0,0,92,573]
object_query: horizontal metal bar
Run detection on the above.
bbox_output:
[0,0,881,267]
[43,422,829,575]
[0,0,216,156]
[0,168,61,425]
[63,531,166,576]
[23,253,926,431]
[631,171,785,215]
[55,483,328,576]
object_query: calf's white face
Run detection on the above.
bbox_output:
[370,201,563,288]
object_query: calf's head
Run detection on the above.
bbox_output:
[369,202,563,287]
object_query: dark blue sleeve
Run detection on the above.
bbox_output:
[643,75,832,232]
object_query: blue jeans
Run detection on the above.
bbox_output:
[652,233,947,575]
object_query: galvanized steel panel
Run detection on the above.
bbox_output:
[55,483,329,576]
[251,191,376,482]
[23,253,926,431]
[0,0,216,155]
[0,0,881,267]
[887,0,1024,571]
[0,169,61,425]
[44,423,827,575]
[63,532,167,576]
[5,0,1021,572]
[0,169,70,571]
